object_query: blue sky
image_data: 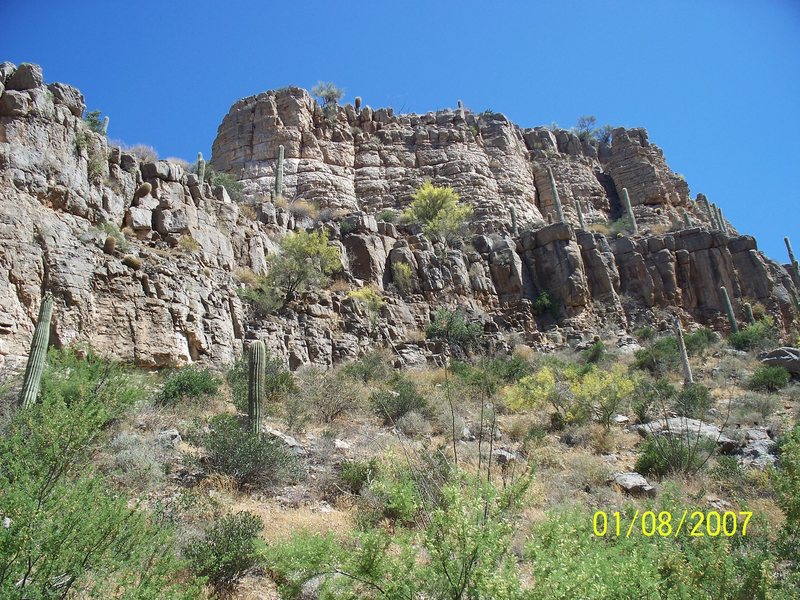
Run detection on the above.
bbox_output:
[2,0,798,261]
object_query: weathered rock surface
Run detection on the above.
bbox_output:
[612,471,655,498]
[761,347,800,375]
[0,63,797,373]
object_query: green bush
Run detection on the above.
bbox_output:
[684,327,719,355]
[0,353,197,598]
[582,340,606,364]
[391,261,415,295]
[774,425,800,584]
[342,350,393,384]
[533,291,561,319]
[200,414,303,487]
[633,326,656,342]
[673,383,712,419]
[425,308,482,354]
[452,355,532,394]
[370,374,428,425]
[358,466,422,527]
[158,365,220,406]
[185,512,264,593]
[339,458,379,494]
[203,167,244,202]
[632,336,680,376]
[524,502,775,599]
[729,318,778,352]
[635,436,715,478]
[749,365,791,392]
[83,109,105,134]
[376,208,398,223]
[631,378,676,423]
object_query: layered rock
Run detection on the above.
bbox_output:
[0,63,796,374]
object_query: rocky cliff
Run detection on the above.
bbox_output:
[0,63,797,372]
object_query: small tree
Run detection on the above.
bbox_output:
[253,230,340,307]
[312,81,344,125]
[403,181,473,245]
[83,109,105,134]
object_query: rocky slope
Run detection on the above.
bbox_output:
[0,62,797,372]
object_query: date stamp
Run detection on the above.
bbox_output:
[592,510,752,538]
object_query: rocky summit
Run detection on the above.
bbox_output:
[0,62,797,372]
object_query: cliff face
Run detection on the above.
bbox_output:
[0,63,796,373]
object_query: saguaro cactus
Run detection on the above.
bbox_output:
[672,316,693,385]
[719,286,738,333]
[681,209,692,228]
[621,188,638,234]
[102,116,109,135]
[744,302,755,324]
[19,293,54,409]
[546,166,564,223]
[785,237,800,279]
[574,200,586,229]
[196,152,206,184]
[716,206,728,234]
[248,340,266,434]
[510,206,519,236]
[354,96,362,113]
[275,145,285,199]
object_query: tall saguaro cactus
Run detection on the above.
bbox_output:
[716,205,729,234]
[785,237,800,280]
[546,167,564,223]
[719,286,738,333]
[19,293,54,409]
[621,188,638,234]
[509,206,519,236]
[275,145,285,199]
[196,152,206,184]
[672,316,693,385]
[574,200,586,229]
[102,116,109,135]
[248,340,266,434]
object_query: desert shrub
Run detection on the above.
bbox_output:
[370,374,428,424]
[673,383,712,419]
[358,464,422,528]
[737,392,781,422]
[107,431,165,491]
[288,199,319,220]
[376,208,398,223]
[125,143,159,162]
[749,365,791,392]
[774,425,800,583]
[684,327,719,355]
[200,414,302,487]
[582,339,606,364]
[178,235,200,251]
[185,512,264,593]
[391,261,415,295]
[349,286,384,331]
[729,317,779,352]
[267,471,529,599]
[524,502,775,599]
[635,435,716,478]
[296,366,363,423]
[402,181,473,244]
[452,355,532,394]
[312,81,344,124]
[633,326,656,342]
[226,352,295,413]
[158,365,220,406]
[571,364,636,428]
[397,411,432,437]
[632,336,679,376]
[610,215,634,235]
[533,291,561,319]
[425,308,482,354]
[0,354,196,598]
[203,167,243,202]
[631,378,676,423]
[342,350,393,384]
[339,458,380,495]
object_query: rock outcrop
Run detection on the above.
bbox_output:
[0,63,796,373]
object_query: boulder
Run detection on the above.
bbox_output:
[761,347,800,375]
[612,472,655,497]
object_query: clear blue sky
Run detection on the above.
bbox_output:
[2,0,798,261]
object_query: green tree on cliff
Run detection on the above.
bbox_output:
[403,181,473,245]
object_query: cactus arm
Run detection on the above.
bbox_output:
[720,286,738,333]
[672,316,693,385]
[621,188,638,234]
[546,166,564,223]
